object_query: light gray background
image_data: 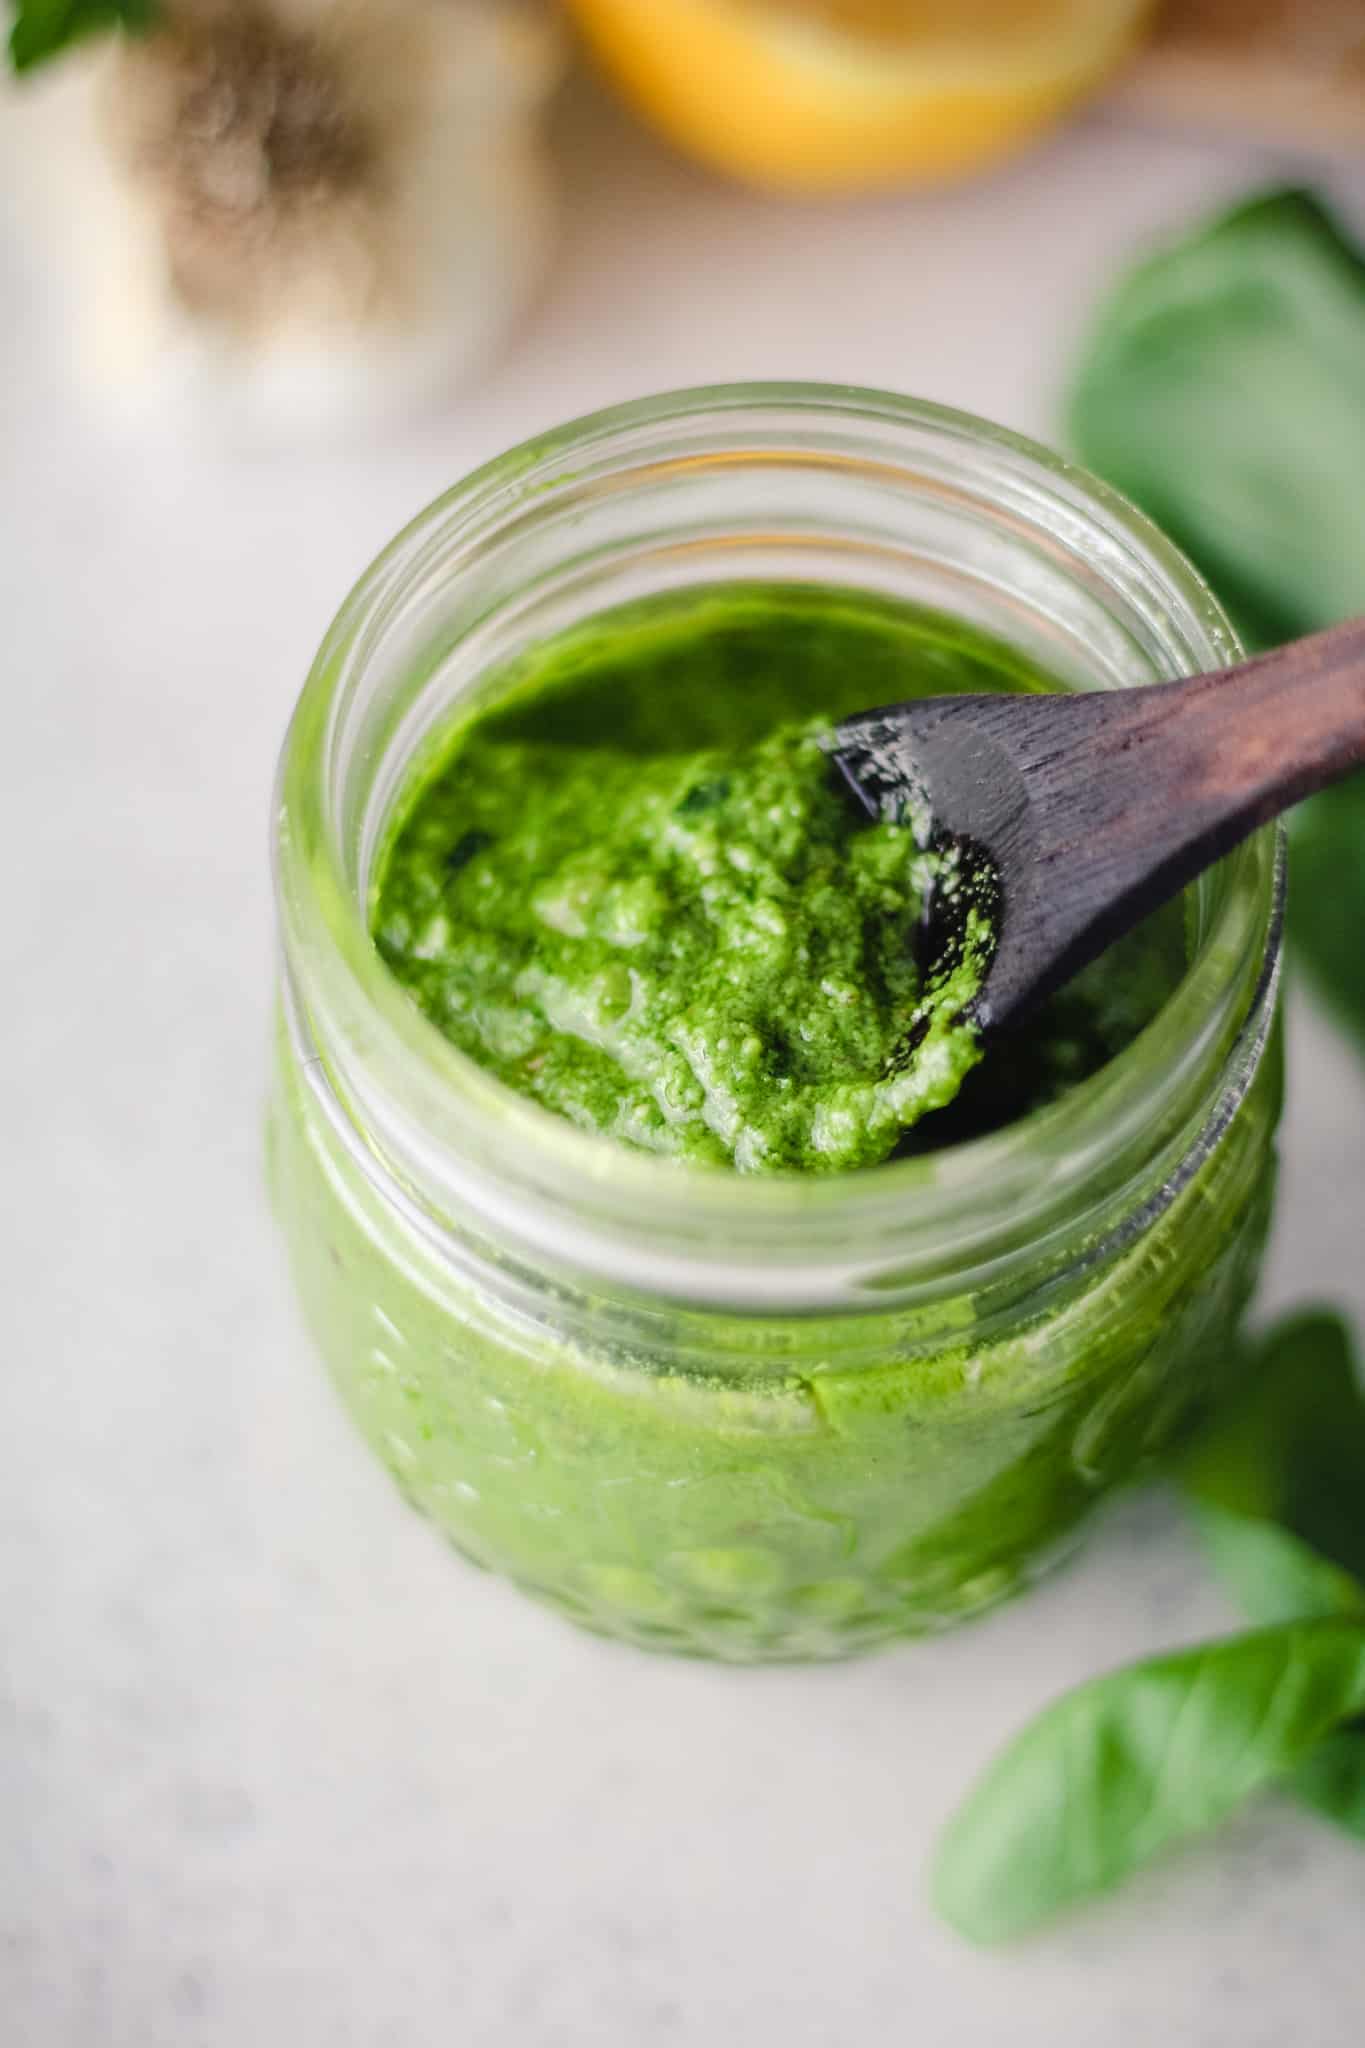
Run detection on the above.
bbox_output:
[4,75,1365,2048]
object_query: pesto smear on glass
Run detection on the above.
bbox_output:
[372,587,1183,1170]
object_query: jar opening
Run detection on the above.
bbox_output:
[274,383,1283,1311]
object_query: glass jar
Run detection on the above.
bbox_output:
[270,384,1283,1663]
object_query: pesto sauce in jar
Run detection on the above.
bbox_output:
[371,585,1183,1166]
[273,579,1279,1660]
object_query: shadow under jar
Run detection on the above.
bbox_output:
[270,384,1284,1663]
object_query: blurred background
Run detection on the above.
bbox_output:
[3,3,1365,2043]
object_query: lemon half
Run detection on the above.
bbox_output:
[567,0,1154,193]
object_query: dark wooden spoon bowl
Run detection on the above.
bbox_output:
[831,617,1365,1033]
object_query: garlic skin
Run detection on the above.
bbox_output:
[8,0,562,438]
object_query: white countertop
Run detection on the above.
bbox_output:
[5,74,1365,2048]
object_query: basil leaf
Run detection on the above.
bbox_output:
[8,0,153,72]
[1178,1314,1365,1850]
[1292,1725,1365,1841]
[1069,188,1365,650]
[932,1620,1365,1943]
[1289,780,1365,1048]
[1188,1503,1365,1629]
[1068,188,1365,1045]
[1182,1311,1365,1591]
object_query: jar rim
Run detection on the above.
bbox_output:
[274,381,1284,1311]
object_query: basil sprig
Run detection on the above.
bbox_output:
[934,1311,1365,1940]
[1183,1312,1365,1846]
[933,1620,1365,1943]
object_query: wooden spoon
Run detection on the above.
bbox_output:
[830,617,1365,1033]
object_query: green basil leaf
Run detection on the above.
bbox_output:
[1292,1725,1365,1841]
[9,0,153,72]
[1181,1310,1365,1591]
[1289,780,1365,1048]
[931,1620,1365,1944]
[1179,1314,1365,1849]
[1067,188,1365,1046]
[1187,1503,1365,1628]
[1069,188,1365,650]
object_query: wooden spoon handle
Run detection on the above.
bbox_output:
[892,616,1365,1031]
[834,617,1365,1033]
[1143,615,1365,827]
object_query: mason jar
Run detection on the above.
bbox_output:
[269,384,1283,1663]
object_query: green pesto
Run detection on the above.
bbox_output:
[371,586,1181,1169]
[374,719,988,1172]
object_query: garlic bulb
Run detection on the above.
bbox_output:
[8,0,562,437]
